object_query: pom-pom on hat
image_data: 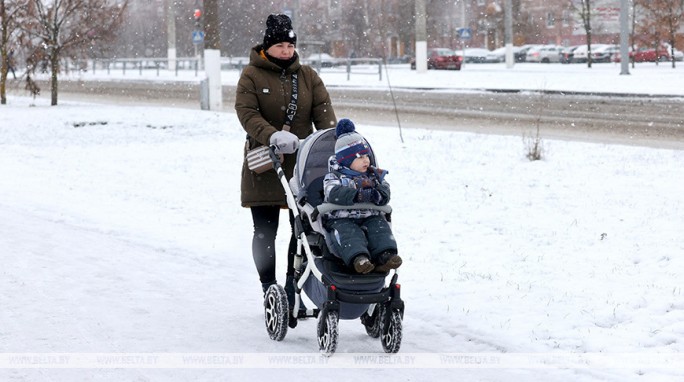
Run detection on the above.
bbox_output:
[263,14,297,50]
[335,118,370,168]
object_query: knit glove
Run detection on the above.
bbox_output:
[371,166,388,182]
[353,175,376,190]
[375,182,390,205]
[356,188,383,205]
[269,130,299,154]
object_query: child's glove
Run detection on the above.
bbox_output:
[356,188,383,205]
[370,167,388,182]
[375,183,390,205]
[354,176,376,189]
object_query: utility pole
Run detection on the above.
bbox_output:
[504,0,513,68]
[619,0,630,75]
[460,0,467,69]
[203,0,220,50]
[166,0,176,71]
[415,0,427,73]
[203,0,222,110]
[292,0,300,34]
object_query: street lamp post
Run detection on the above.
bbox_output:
[619,0,630,75]
[415,0,427,73]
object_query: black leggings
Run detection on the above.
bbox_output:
[250,206,297,285]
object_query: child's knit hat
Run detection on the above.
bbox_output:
[335,118,370,168]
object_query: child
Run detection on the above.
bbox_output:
[323,119,402,274]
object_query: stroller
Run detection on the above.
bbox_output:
[262,128,405,355]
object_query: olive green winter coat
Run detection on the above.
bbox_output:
[235,46,337,207]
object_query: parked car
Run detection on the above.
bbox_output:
[571,44,608,63]
[305,53,339,67]
[592,45,620,63]
[486,46,523,63]
[514,44,538,62]
[673,49,684,62]
[485,47,506,63]
[630,46,671,62]
[456,48,490,63]
[525,45,562,63]
[559,45,580,64]
[410,48,463,70]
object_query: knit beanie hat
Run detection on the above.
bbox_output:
[335,119,370,168]
[263,14,297,50]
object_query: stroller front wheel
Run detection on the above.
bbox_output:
[317,309,339,356]
[381,308,403,353]
[264,284,289,341]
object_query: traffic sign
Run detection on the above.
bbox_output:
[458,28,472,40]
[192,30,205,44]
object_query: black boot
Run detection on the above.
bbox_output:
[374,251,402,273]
[261,280,276,296]
[285,275,307,316]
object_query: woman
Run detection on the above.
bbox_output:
[235,14,337,310]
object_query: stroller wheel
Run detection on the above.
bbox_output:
[361,304,382,338]
[264,284,289,341]
[381,308,403,353]
[317,309,339,356]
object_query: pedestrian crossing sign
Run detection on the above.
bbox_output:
[458,28,472,40]
[192,30,205,44]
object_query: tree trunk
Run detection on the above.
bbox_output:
[50,50,59,106]
[1,53,7,104]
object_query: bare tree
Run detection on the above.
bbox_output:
[24,0,127,105]
[1,0,28,104]
[573,0,595,68]
[636,0,683,68]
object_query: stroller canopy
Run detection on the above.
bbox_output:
[291,128,377,207]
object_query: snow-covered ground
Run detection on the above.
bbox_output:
[1,63,683,381]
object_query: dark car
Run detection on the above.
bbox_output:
[411,48,463,70]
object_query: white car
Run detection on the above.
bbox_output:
[592,45,620,63]
[486,46,523,63]
[305,53,338,67]
[674,49,684,62]
[525,45,563,63]
[456,48,491,63]
[572,44,608,63]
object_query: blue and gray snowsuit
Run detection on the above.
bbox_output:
[322,156,398,267]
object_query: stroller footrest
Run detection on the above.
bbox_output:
[335,288,390,305]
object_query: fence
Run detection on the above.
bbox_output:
[61,57,384,81]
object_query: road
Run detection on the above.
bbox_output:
[36,79,684,149]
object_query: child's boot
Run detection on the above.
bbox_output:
[353,255,375,274]
[375,252,402,273]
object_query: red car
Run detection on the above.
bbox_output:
[629,47,671,62]
[410,48,463,70]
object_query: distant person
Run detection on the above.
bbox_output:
[235,14,337,312]
[322,118,401,274]
[7,50,17,79]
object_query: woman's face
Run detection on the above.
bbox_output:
[266,42,296,60]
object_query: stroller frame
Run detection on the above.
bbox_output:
[262,129,404,355]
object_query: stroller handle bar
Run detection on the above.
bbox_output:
[316,202,392,216]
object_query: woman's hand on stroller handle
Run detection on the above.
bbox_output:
[269,130,300,154]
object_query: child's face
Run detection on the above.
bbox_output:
[350,154,370,172]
